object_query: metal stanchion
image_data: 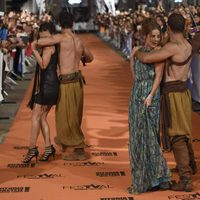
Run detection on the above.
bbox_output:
[0,52,16,120]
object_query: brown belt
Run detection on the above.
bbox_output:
[59,71,86,87]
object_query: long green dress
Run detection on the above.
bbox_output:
[128,47,171,194]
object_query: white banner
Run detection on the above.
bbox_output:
[36,0,46,14]
[104,0,116,15]
[96,0,106,14]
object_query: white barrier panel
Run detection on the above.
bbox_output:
[0,52,4,102]
[190,53,200,103]
[96,0,106,14]
[73,21,98,32]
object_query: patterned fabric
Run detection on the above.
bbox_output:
[128,47,171,194]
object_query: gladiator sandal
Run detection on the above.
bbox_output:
[39,145,56,161]
[22,147,39,163]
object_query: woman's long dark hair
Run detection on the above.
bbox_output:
[39,21,56,34]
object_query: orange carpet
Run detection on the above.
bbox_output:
[0,34,199,200]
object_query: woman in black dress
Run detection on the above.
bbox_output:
[22,22,59,163]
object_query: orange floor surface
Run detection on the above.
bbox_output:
[0,34,199,200]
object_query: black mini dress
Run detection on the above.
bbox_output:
[28,48,59,109]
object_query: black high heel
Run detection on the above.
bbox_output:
[22,147,39,163]
[39,145,56,161]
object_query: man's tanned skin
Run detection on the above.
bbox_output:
[37,27,93,74]
[136,32,192,83]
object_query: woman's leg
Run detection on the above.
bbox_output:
[40,106,51,147]
[29,104,42,148]
[22,104,42,163]
[39,106,56,161]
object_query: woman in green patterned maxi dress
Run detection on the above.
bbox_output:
[128,19,171,194]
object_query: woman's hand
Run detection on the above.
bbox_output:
[31,40,38,50]
[131,46,142,58]
[154,46,161,50]
[144,94,153,107]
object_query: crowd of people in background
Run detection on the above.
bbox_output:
[1,3,200,101]
[0,10,53,102]
[95,4,200,59]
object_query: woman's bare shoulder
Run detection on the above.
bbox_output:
[43,45,55,54]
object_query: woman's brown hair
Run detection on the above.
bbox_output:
[141,18,161,37]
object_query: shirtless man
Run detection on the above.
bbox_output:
[135,13,196,192]
[37,10,93,161]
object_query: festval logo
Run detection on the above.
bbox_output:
[64,161,105,167]
[192,138,200,142]
[168,193,200,200]
[99,197,134,200]
[96,171,126,177]
[91,151,118,157]
[63,184,111,190]
[17,173,63,179]
[0,187,30,193]
[7,163,35,168]
[13,146,29,150]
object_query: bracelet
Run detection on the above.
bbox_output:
[148,94,153,99]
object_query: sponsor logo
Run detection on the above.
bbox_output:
[91,152,118,157]
[96,171,126,177]
[17,173,62,179]
[7,163,35,168]
[168,193,200,200]
[100,197,134,200]
[64,161,104,166]
[0,187,30,193]
[63,184,111,190]
[192,138,200,142]
[13,146,29,150]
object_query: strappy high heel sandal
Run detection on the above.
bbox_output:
[22,147,39,163]
[39,145,56,161]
